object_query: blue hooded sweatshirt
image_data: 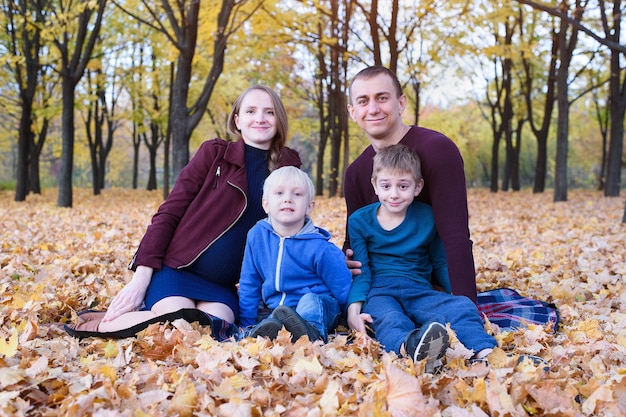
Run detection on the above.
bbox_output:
[238,216,352,327]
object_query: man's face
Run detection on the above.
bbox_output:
[347,73,407,143]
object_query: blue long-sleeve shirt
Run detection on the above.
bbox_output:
[238,217,352,327]
[347,201,450,306]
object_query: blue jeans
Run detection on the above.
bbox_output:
[285,293,340,342]
[364,276,496,354]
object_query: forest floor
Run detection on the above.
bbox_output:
[1,188,625,416]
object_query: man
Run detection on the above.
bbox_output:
[343,65,477,304]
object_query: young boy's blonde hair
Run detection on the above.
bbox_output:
[263,166,315,202]
[372,144,422,182]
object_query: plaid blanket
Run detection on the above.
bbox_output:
[477,288,559,332]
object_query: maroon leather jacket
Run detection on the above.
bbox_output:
[129,138,301,271]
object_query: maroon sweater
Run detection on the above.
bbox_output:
[343,126,477,303]
[130,138,301,271]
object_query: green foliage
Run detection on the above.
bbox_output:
[0,181,15,190]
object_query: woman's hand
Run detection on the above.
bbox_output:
[345,249,362,277]
[346,302,372,334]
[102,266,153,322]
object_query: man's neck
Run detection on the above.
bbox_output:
[371,124,411,153]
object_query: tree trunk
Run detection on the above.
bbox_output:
[490,137,500,193]
[511,121,523,191]
[147,134,158,191]
[15,104,32,201]
[553,1,580,203]
[604,27,625,197]
[553,79,569,202]
[57,80,76,208]
[533,137,548,193]
[9,0,42,201]
[163,62,175,198]
[132,121,140,190]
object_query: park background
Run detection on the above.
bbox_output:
[2,0,626,415]
[0,0,624,212]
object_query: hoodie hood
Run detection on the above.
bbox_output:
[263,216,331,240]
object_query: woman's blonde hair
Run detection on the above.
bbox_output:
[227,85,289,171]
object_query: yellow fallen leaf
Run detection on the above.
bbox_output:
[578,319,603,341]
[319,379,340,415]
[104,340,119,359]
[168,378,197,417]
[291,356,323,375]
[0,328,18,358]
[96,364,117,382]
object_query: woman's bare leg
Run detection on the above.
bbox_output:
[196,301,235,323]
[98,296,195,332]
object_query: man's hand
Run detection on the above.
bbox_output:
[345,248,362,276]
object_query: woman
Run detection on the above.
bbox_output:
[65,85,301,340]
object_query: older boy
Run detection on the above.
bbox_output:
[347,144,496,372]
[239,166,352,342]
[344,65,476,303]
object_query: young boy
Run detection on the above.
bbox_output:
[238,166,352,342]
[347,144,496,372]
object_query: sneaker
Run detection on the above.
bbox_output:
[469,353,550,372]
[404,322,449,373]
[515,354,550,372]
[272,305,322,342]
[248,318,283,340]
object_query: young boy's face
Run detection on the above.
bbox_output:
[262,180,314,230]
[371,169,423,215]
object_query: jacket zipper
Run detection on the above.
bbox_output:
[213,166,221,189]
[276,237,287,305]
[178,181,247,268]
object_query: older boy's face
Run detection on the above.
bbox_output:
[372,170,423,215]
[347,73,407,144]
[262,182,313,229]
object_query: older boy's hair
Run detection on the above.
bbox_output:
[263,166,315,202]
[372,144,422,182]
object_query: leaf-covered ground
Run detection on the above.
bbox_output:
[1,188,625,416]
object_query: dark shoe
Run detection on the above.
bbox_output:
[404,322,449,373]
[248,318,284,340]
[272,305,322,342]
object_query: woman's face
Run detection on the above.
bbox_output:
[234,90,278,150]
